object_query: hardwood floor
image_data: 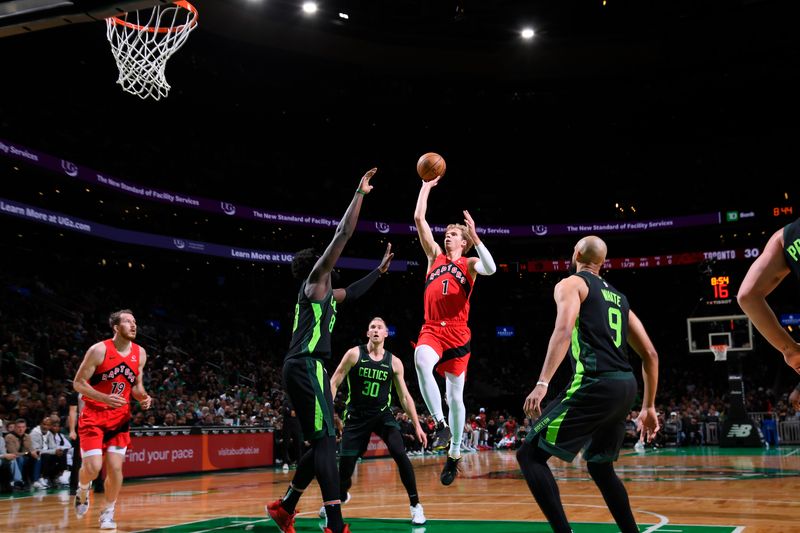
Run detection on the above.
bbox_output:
[2,446,798,532]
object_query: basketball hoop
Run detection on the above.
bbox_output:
[710,344,728,362]
[105,1,198,100]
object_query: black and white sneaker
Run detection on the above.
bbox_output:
[431,421,452,451]
[99,507,117,529]
[440,455,461,486]
[74,486,90,518]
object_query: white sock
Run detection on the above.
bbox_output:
[414,345,444,422]
[77,482,91,502]
[445,371,466,458]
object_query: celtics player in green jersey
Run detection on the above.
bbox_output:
[517,235,660,533]
[267,168,394,533]
[320,316,428,526]
[738,217,800,374]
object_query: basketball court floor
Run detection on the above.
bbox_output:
[2,447,798,532]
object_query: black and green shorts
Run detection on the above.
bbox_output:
[282,356,336,441]
[340,410,400,457]
[526,371,637,463]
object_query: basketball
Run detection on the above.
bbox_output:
[416,152,446,182]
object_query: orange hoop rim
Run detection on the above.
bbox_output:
[109,0,198,33]
[710,344,728,360]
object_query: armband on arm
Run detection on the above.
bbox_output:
[473,242,497,275]
[344,268,381,301]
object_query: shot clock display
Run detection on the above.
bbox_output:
[711,275,730,299]
[706,273,737,306]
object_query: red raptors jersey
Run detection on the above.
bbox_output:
[83,339,141,411]
[423,254,474,322]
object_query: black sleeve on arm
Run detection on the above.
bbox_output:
[343,268,381,302]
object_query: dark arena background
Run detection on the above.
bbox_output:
[1,1,799,531]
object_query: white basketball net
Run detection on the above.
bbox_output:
[711,344,728,362]
[105,1,198,100]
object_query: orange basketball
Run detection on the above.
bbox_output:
[416,152,446,182]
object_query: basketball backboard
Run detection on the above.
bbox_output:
[686,314,753,354]
[0,0,168,38]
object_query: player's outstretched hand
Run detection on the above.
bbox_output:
[378,243,394,273]
[358,167,378,195]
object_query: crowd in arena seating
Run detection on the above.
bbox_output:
[2,254,799,493]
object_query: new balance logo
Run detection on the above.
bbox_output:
[726,424,752,438]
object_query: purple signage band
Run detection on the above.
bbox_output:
[0,197,407,271]
[1,137,721,236]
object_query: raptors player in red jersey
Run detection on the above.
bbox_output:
[413,176,497,486]
[72,309,152,530]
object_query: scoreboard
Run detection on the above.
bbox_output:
[707,274,734,306]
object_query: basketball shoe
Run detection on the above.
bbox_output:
[266,499,297,533]
[410,503,427,525]
[440,454,461,485]
[99,507,117,530]
[74,484,90,518]
[431,420,451,451]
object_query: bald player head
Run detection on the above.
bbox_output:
[571,235,607,274]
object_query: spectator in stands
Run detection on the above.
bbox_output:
[461,417,476,452]
[468,414,481,451]
[0,430,14,493]
[41,416,71,487]
[130,412,145,428]
[30,414,50,488]
[56,394,69,426]
[761,413,779,448]
[790,383,800,412]
[706,404,720,422]
[475,408,488,448]
[2,395,16,417]
[17,403,34,429]
[684,415,704,446]
[4,418,34,490]
[495,427,515,449]
[516,418,531,449]
[495,414,506,444]
[485,417,497,449]
[663,412,683,446]
[504,415,518,439]
[423,415,436,452]
[399,412,422,455]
